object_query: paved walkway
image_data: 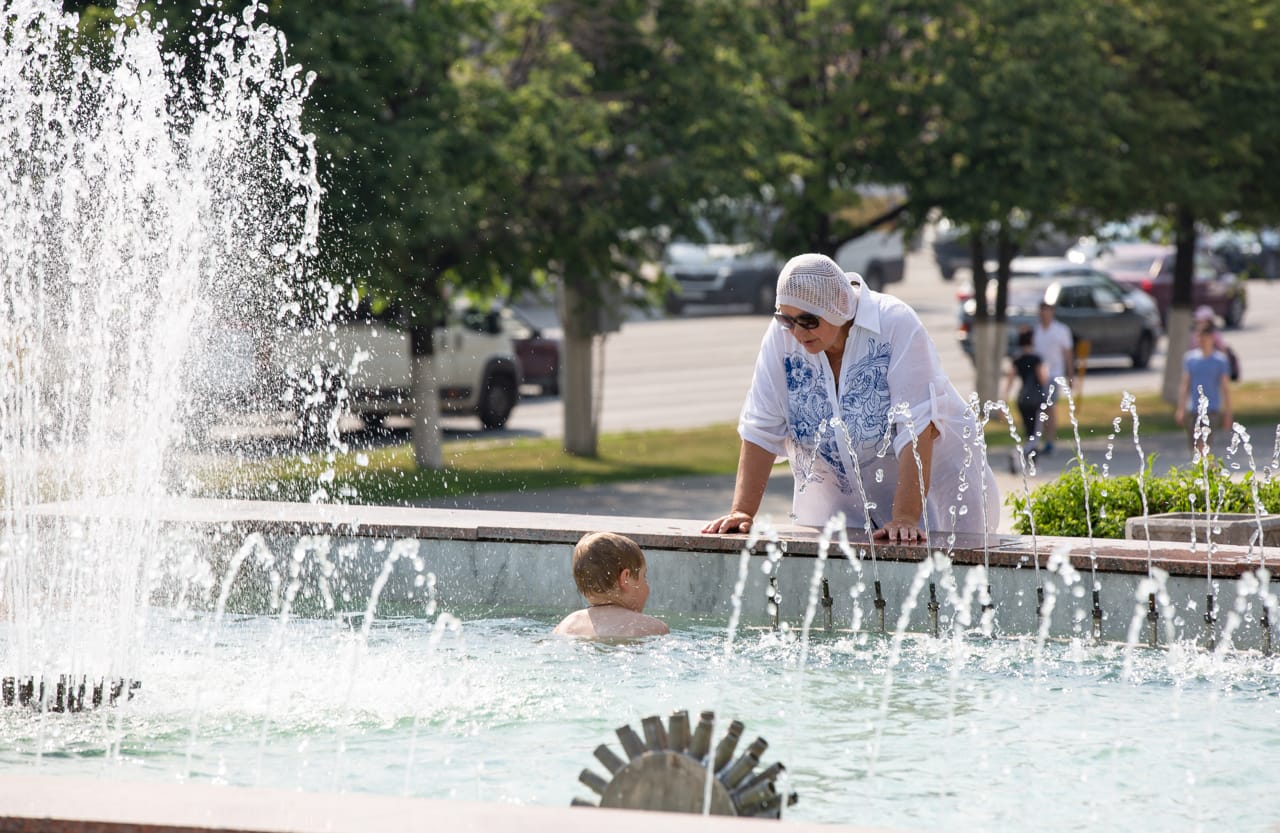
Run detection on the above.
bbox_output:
[420,430,1198,534]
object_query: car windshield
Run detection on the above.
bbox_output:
[984,279,1050,309]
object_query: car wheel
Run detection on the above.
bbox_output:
[752,278,776,315]
[1224,296,1245,329]
[1131,332,1154,369]
[543,374,560,397]
[479,371,518,429]
[663,291,684,316]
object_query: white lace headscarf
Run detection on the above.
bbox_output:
[775,253,861,326]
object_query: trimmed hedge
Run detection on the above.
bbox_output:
[1007,459,1280,539]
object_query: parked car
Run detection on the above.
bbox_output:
[833,228,906,292]
[932,220,1076,281]
[504,306,561,396]
[253,301,525,436]
[954,257,1107,304]
[663,238,781,314]
[1208,228,1280,281]
[664,191,908,314]
[958,272,1162,369]
[1092,243,1247,328]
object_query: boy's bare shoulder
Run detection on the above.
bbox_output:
[552,609,592,636]
[552,608,668,639]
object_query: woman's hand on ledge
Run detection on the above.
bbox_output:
[702,511,754,534]
[873,520,925,544]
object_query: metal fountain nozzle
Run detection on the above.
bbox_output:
[573,712,794,818]
[1147,592,1159,650]
[820,578,834,633]
[927,582,940,638]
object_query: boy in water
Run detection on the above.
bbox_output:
[553,532,669,638]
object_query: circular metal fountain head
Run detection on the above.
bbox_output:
[571,710,796,818]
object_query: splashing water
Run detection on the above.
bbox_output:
[1,1,323,689]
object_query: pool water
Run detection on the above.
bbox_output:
[1,611,1278,832]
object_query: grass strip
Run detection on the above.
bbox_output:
[196,381,1280,505]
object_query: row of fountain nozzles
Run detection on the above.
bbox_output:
[1,675,139,712]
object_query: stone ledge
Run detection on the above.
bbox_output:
[1125,511,1280,548]
[14,496,1274,579]
[0,773,908,833]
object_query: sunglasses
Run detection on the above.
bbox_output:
[773,311,822,331]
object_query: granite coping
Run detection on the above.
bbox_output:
[10,496,1274,580]
[0,773,912,833]
[1125,511,1280,547]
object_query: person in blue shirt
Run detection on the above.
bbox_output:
[1175,321,1233,458]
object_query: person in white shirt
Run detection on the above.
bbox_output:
[701,253,999,544]
[1030,300,1074,454]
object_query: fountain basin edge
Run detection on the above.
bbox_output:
[0,772,885,833]
[13,496,1276,649]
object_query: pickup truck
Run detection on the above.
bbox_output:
[190,305,524,439]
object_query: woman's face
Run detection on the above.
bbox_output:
[776,304,843,354]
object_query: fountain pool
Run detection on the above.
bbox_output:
[2,593,1279,832]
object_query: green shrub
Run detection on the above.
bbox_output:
[1007,459,1280,538]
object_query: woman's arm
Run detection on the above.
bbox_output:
[702,440,776,533]
[874,422,939,544]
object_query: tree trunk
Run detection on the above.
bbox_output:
[410,325,443,470]
[559,283,599,457]
[972,319,1006,405]
[563,333,597,457]
[969,233,1001,403]
[1162,207,1197,404]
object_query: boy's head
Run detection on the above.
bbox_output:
[572,531,647,604]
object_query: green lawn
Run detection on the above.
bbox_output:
[197,381,1280,505]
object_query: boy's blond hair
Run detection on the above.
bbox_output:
[572,532,645,597]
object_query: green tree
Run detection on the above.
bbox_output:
[871,0,1131,401]
[492,0,784,454]
[1106,0,1280,401]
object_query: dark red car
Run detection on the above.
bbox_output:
[503,307,561,396]
[1095,243,1248,328]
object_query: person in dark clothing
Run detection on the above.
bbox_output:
[1003,328,1050,458]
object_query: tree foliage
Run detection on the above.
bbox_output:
[60,0,1280,461]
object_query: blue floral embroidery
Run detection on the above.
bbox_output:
[840,337,892,448]
[785,353,851,493]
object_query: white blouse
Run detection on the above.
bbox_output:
[739,289,999,535]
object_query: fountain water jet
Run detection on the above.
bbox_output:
[1,0,323,703]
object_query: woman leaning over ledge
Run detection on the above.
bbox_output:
[702,253,999,543]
